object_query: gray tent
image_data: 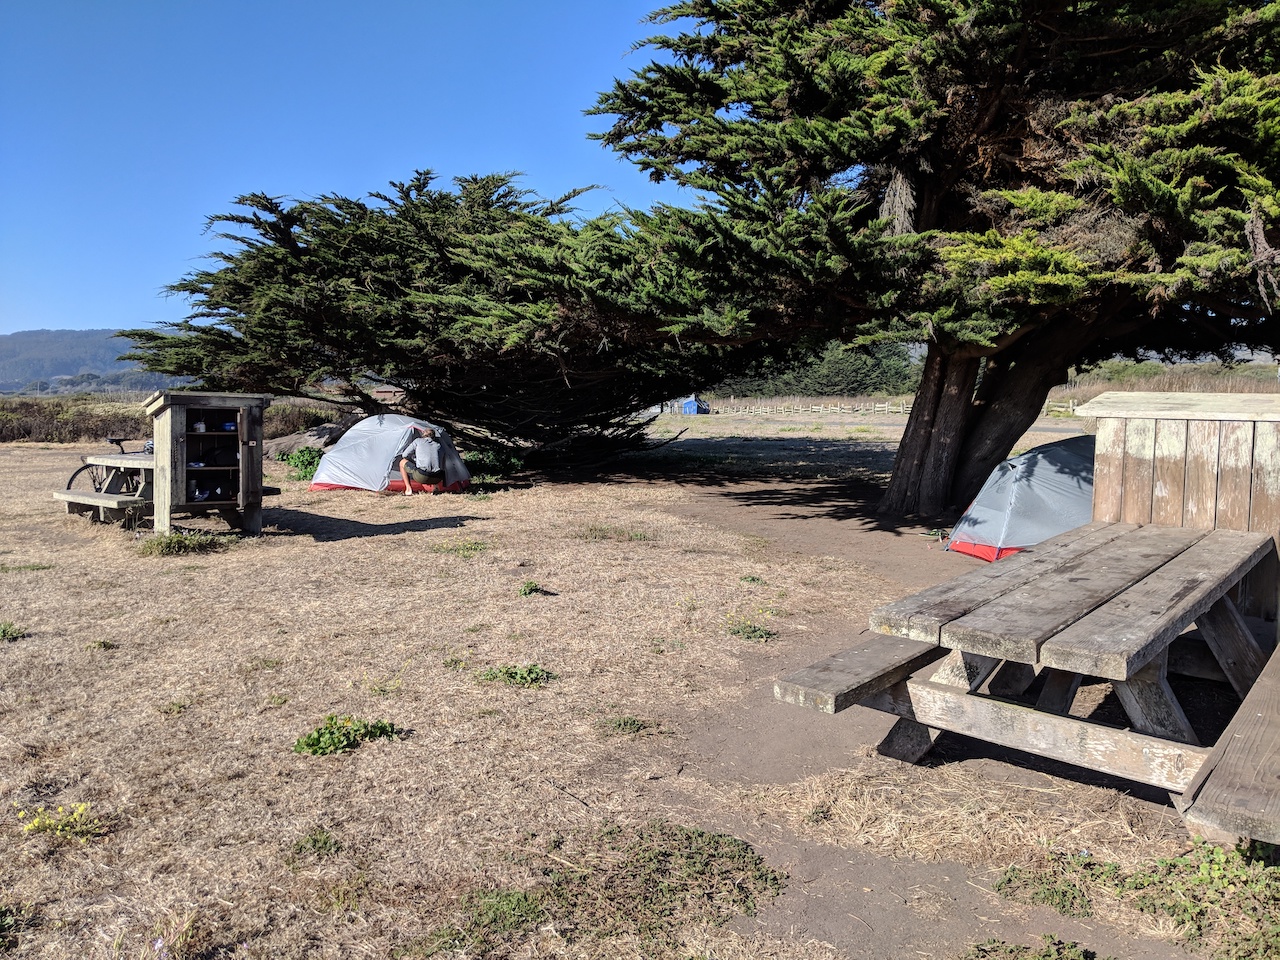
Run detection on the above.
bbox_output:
[947,435,1095,561]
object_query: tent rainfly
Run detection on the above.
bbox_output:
[946,435,1095,562]
[309,414,471,494]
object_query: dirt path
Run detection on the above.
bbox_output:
[646,472,1193,960]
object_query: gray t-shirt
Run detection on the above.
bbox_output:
[408,436,442,474]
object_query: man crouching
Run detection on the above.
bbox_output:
[399,425,445,495]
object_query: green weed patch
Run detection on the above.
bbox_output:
[599,715,652,736]
[293,715,400,756]
[412,820,783,956]
[431,538,487,559]
[578,524,651,542]
[476,664,558,688]
[996,842,1280,959]
[726,613,777,642]
[961,935,1114,959]
[13,801,106,845]
[138,532,236,556]
[0,622,26,643]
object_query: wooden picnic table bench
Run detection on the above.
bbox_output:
[777,392,1280,842]
[53,452,155,524]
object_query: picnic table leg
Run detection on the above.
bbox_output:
[1035,668,1083,715]
[874,650,999,763]
[1195,595,1268,698]
[1113,650,1200,745]
[987,661,1038,697]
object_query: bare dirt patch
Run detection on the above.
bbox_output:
[0,415,1206,959]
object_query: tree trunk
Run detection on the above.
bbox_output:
[878,343,979,517]
[878,318,1105,519]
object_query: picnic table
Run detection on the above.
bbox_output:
[51,452,155,524]
[776,392,1280,843]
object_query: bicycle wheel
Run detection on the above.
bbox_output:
[66,463,108,492]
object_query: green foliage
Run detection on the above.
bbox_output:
[599,715,651,737]
[121,172,756,458]
[710,341,921,398]
[138,532,235,556]
[0,898,35,951]
[538,820,785,942]
[517,580,543,597]
[0,562,52,573]
[462,448,523,484]
[961,936,1114,960]
[291,826,342,861]
[412,819,783,955]
[431,538,486,559]
[727,613,777,643]
[0,623,25,643]
[578,524,651,542]
[996,841,1280,959]
[12,801,106,845]
[476,664,558,688]
[995,855,1117,918]
[282,446,323,481]
[593,0,1280,515]
[292,715,400,756]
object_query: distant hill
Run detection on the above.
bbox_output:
[0,328,186,394]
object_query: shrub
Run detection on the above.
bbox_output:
[293,715,400,756]
[263,401,341,439]
[282,446,323,481]
[0,397,149,443]
[0,622,25,642]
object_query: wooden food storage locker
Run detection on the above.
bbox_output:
[144,390,273,535]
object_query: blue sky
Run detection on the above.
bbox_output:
[0,1,688,337]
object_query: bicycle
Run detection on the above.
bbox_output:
[65,437,152,494]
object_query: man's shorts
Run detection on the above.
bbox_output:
[397,456,444,485]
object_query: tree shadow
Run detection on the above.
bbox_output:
[263,507,484,542]
[573,435,939,537]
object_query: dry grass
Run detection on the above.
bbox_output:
[0,439,865,958]
[0,422,1212,958]
[723,752,1187,871]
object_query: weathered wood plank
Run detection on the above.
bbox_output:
[1037,530,1273,680]
[50,490,145,510]
[1216,421,1255,532]
[1245,421,1280,620]
[1112,652,1199,745]
[1180,647,1280,842]
[1120,418,1156,524]
[80,453,154,470]
[1092,419,1125,522]
[1184,420,1221,530]
[941,525,1207,663]
[869,523,1135,643]
[863,679,1208,792]
[1151,420,1188,526]
[1075,392,1280,422]
[1197,595,1268,699]
[774,634,947,714]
